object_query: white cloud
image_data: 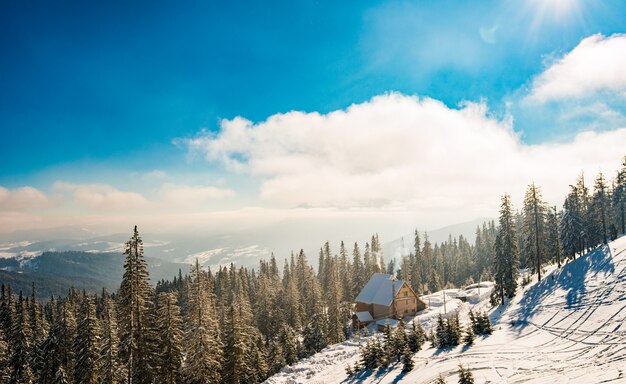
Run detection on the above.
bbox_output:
[54,182,147,210]
[0,186,55,211]
[185,93,625,213]
[529,34,626,102]
[160,183,235,205]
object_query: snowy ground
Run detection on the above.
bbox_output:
[265,236,626,384]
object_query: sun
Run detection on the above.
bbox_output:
[527,0,584,31]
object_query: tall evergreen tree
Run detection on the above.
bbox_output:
[118,225,154,384]
[183,259,222,384]
[156,292,183,384]
[9,292,34,384]
[494,194,519,305]
[74,294,101,384]
[613,156,626,235]
[546,206,563,268]
[590,172,610,245]
[522,183,547,281]
[0,326,10,382]
[351,243,364,297]
[100,289,122,384]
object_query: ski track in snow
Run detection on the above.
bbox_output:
[265,236,626,384]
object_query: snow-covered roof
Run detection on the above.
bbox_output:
[375,318,398,327]
[355,311,374,322]
[355,273,407,306]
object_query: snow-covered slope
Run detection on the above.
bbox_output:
[266,236,626,384]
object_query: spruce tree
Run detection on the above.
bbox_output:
[183,259,223,384]
[561,183,584,260]
[523,183,547,281]
[352,243,364,298]
[339,241,353,302]
[278,324,299,365]
[156,292,183,384]
[407,321,424,353]
[40,299,76,383]
[223,303,250,384]
[394,319,408,361]
[9,292,34,384]
[494,193,519,305]
[412,230,423,294]
[546,206,563,268]
[613,157,626,236]
[100,289,122,384]
[325,256,344,344]
[118,225,154,384]
[457,364,474,384]
[590,172,610,245]
[267,341,286,375]
[74,294,101,384]
[400,346,414,372]
[0,323,11,381]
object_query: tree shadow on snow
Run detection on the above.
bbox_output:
[512,245,614,331]
[391,371,409,383]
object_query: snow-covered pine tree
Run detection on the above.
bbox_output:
[411,230,423,294]
[400,345,414,372]
[446,313,461,347]
[522,183,547,281]
[494,193,519,305]
[39,299,76,383]
[576,174,592,252]
[281,260,302,331]
[590,172,610,245]
[183,258,222,384]
[435,374,447,384]
[352,242,365,297]
[457,363,474,384]
[29,283,48,350]
[118,225,155,384]
[278,324,299,365]
[561,183,583,260]
[74,293,101,384]
[267,341,286,375]
[463,323,474,346]
[223,302,251,384]
[423,234,434,284]
[394,319,408,361]
[435,315,447,348]
[0,284,15,349]
[613,157,626,236]
[325,256,344,345]
[155,292,183,384]
[407,321,424,353]
[9,292,34,384]
[546,206,563,268]
[99,289,122,384]
[339,241,353,303]
[0,326,9,381]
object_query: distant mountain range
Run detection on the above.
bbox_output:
[0,250,188,298]
[0,217,494,297]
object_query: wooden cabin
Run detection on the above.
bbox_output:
[355,273,426,322]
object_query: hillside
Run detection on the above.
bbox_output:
[266,236,626,384]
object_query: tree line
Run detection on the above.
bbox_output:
[492,157,626,305]
[0,222,499,383]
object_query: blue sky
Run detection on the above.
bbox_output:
[1,0,626,247]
